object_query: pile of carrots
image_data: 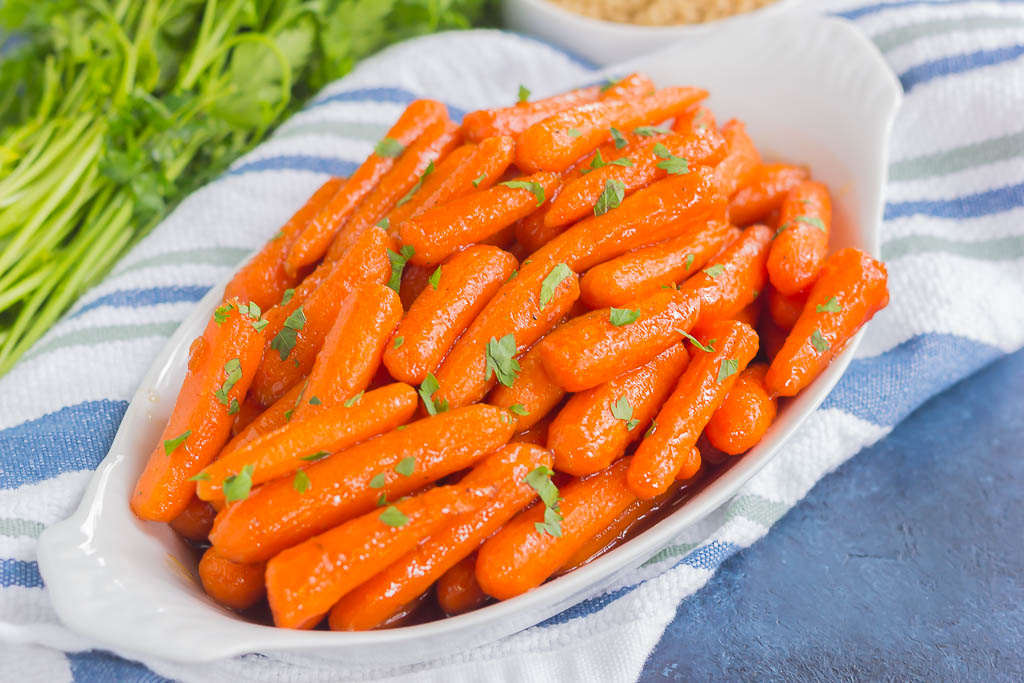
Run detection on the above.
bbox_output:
[131,73,889,631]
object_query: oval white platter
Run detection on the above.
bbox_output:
[37,13,901,666]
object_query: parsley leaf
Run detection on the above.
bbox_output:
[703,264,725,279]
[518,84,531,103]
[252,318,269,333]
[817,296,842,313]
[567,128,581,138]
[188,471,211,482]
[610,395,638,430]
[656,153,689,175]
[634,126,670,137]
[594,178,625,216]
[393,336,404,349]
[223,464,255,503]
[610,127,628,149]
[610,157,634,167]
[397,160,435,207]
[508,403,530,416]
[776,215,826,237]
[214,358,243,405]
[525,466,562,537]
[717,359,739,383]
[228,398,240,415]
[380,505,409,527]
[644,420,658,438]
[677,329,715,353]
[684,254,695,271]
[810,329,830,352]
[293,470,311,494]
[300,451,330,462]
[378,492,388,506]
[539,263,573,310]
[609,307,640,326]
[501,179,546,206]
[418,373,449,415]
[377,217,390,230]
[271,307,306,361]
[395,456,416,477]
[343,391,364,408]
[213,304,233,325]
[484,334,521,387]
[163,429,191,455]
[472,173,487,188]
[280,289,295,306]
[375,137,405,158]
[429,266,442,290]
[369,472,387,488]
[581,149,606,175]
[308,396,321,406]
[599,77,620,93]
[386,245,415,292]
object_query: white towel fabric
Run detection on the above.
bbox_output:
[2,1,1024,680]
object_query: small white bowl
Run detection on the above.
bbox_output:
[503,0,809,66]
[37,13,900,665]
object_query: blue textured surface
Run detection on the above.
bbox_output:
[640,348,1024,681]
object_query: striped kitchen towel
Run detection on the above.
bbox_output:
[3,1,1024,680]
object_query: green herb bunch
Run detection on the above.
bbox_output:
[0,0,489,375]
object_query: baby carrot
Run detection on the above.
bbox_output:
[579,219,732,308]
[705,363,777,455]
[285,100,448,272]
[672,104,717,134]
[195,383,417,501]
[515,86,708,173]
[249,226,392,407]
[767,286,807,330]
[758,315,789,364]
[224,177,343,308]
[131,301,264,522]
[538,287,701,392]
[437,553,489,615]
[734,298,762,329]
[400,172,560,266]
[766,248,888,397]
[266,485,490,629]
[728,163,809,226]
[461,85,601,142]
[487,341,567,431]
[475,457,638,600]
[327,443,552,631]
[598,73,656,100]
[293,284,402,419]
[629,320,759,498]
[198,547,266,611]
[679,224,772,333]
[399,262,433,310]
[432,261,580,409]
[713,119,762,198]
[767,180,832,295]
[675,447,703,481]
[231,395,265,435]
[545,127,727,228]
[384,246,517,385]
[514,190,567,254]
[511,413,554,447]
[221,379,305,455]
[209,405,516,563]
[326,119,461,260]
[549,343,689,476]
[169,496,216,542]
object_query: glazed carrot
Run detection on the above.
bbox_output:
[713,119,762,198]
[598,73,656,100]
[488,341,566,431]
[221,379,305,455]
[131,302,264,522]
[384,246,517,385]
[326,119,461,260]
[767,286,807,330]
[249,226,392,407]
[231,396,265,435]
[758,315,789,364]
[266,485,490,629]
[399,262,433,310]
[294,284,402,419]
[209,405,516,563]
[767,180,832,295]
[461,85,601,142]
[549,343,689,476]
[514,190,566,254]
[437,553,489,615]
[198,547,266,611]
[515,86,708,173]
[545,127,727,228]
[224,177,343,308]
[629,320,759,498]
[675,447,703,480]
[401,172,560,266]
[383,136,516,232]
[169,496,216,542]
[432,261,580,409]
[538,287,700,392]
[672,104,717,134]
[476,457,637,600]
[511,413,554,447]
[728,163,810,226]
[734,298,762,328]
[196,383,418,501]
[705,363,777,455]
[285,100,448,272]
[766,248,888,397]
[679,224,772,333]
[328,443,552,631]
[579,219,731,308]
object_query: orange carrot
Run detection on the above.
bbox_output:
[705,363,777,455]
[436,553,489,615]
[209,405,516,563]
[767,180,832,295]
[327,443,552,630]
[511,413,554,447]
[538,287,700,392]
[432,261,580,409]
[285,100,448,272]
[475,457,638,600]
[579,219,731,308]
[728,163,810,226]
[598,73,656,100]
[196,383,417,501]
[713,119,762,198]
[294,284,402,419]
[326,119,461,260]
[461,85,601,142]
[767,285,807,330]
[131,301,264,522]
[766,248,888,397]
[675,447,703,480]
[224,177,343,308]
[221,379,306,455]
[266,485,490,629]
[231,396,265,435]
[549,343,689,476]
[734,298,763,328]
[400,172,560,266]
[516,86,708,173]
[198,547,266,611]
[758,315,789,364]
[248,226,392,407]
[399,262,433,310]
[487,341,567,431]
[672,104,717,134]
[384,246,517,385]
[169,496,216,542]
[629,320,759,498]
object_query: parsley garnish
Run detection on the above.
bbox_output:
[377,217,390,230]
[308,396,321,405]
[270,307,306,361]
[599,77,620,93]
[776,215,826,237]
[214,358,242,405]
[539,263,573,310]
[395,456,416,477]
[293,470,311,494]
[252,319,269,333]
[375,137,405,158]
[525,466,562,537]
[634,126,670,137]
[610,395,639,430]
[653,143,689,175]
[343,391,364,408]
[300,450,330,462]
[517,84,531,103]
[484,334,521,387]
[380,505,409,527]
[472,173,487,188]
[429,266,442,290]
[163,429,191,455]
[703,264,725,279]
[678,329,715,353]
[567,128,581,138]
[717,359,739,383]
[386,245,415,292]
[817,296,841,313]
[369,472,387,488]
[188,471,211,482]
[223,464,254,503]
[810,329,830,352]
[582,150,606,174]
[610,157,634,167]
[280,289,295,306]
[501,179,546,206]
[610,127,628,149]
[377,492,388,506]
[644,420,658,438]
[508,403,530,416]
[213,304,233,325]
[393,336,404,349]
[397,160,435,206]
[609,307,640,326]
[228,398,240,415]
[418,373,448,415]
[684,254,695,270]
[594,179,625,216]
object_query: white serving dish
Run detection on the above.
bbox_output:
[37,14,901,665]
[503,0,809,66]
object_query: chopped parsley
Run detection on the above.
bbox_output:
[369,472,387,489]
[594,178,625,216]
[300,451,330,462]
[508,403,530,416]
[213,358,243,405]
[397,160,435,207]
[418,373,448,416]
[684,254,695,271]
[634,125,670,137]
[678,330,715,353]
[270,307,306,361]
[501,179,546,206]
[610,395,639,430]
[377,217,390,230]
[163,429,191,456]
[609,307,640,326]
[703,264,725,279]
[484,334,521,387]
[293,470,311,494]
[610,126,628,149]
[817,296,842,313]
[386,245,415,292]
[717,359,739,383]
[280,288,295,306]
[810,329,830,352]
[393,336,404,349]
[567,128,581,138]
[380,505,409,527]
[539,263,573,310]
[308,396,321,406]
[428,266,442,290]
[525,466,562,537]
[374,137,405,158]
[472,173,487,188]
[395,456,416,477]
[213,304,233,325]
[517,84,531,103]
[343,391,364,408]
[644,420,658,438]
[188,471,211,482]
[222,464,255,503]
[228,398,240,415]
[653,144,689,175]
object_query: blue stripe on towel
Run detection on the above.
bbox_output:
[885,180,1024,220]
[228,155,360,177]
[72,286,210,318]
[836,0,1024,21]
[900,44,1024,92]
[0,558,43,588]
